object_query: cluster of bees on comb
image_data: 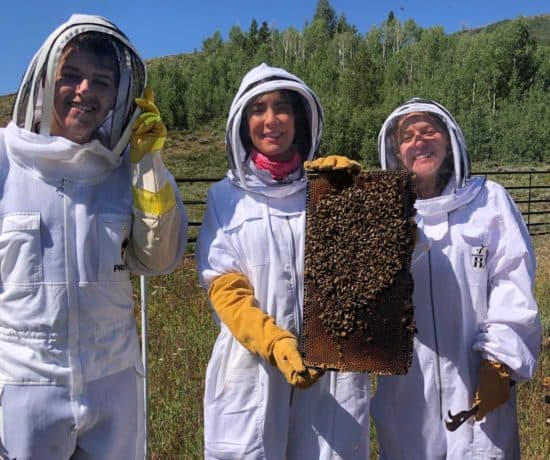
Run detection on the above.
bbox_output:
[304,170,417,352]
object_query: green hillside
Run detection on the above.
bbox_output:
[1,11,549,167]
[480,14,550,45]
[528,14,550,44]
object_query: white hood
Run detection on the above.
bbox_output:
[378,98,482,216]
[378,98,471,189]
[12,14,146,157]
[225,63,323,191]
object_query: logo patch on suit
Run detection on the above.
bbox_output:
[471,246,488,269]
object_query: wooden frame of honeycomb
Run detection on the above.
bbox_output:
[301,169,417,374]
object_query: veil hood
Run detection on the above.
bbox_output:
[12,14,146,156]
[378,98,470,190]
[225,63,323,189]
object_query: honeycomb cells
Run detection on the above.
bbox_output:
[302,169,417,374]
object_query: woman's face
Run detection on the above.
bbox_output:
[51,48,117,144]
[397,113,450,196]
[246,91,296,162]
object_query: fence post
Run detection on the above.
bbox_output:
[140,275,149,459]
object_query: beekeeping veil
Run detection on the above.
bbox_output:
[378,98,470,191]
[226,63,323,188]
[12,14,146,157]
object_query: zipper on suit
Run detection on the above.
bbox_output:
[427,250,444,419]
[58,178,85,401]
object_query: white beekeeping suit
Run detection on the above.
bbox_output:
[196,63,371,459]
[372,98,541,459]
[0,14,187,459]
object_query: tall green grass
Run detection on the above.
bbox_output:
[142,258,216,459]
[518,235,550,459]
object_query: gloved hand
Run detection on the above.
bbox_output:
[209,272,322,389]
[130,86,175,218]
[304,155,361,174]
[474,359,511,420]
[272,337,323,389]
[130,86,168,163]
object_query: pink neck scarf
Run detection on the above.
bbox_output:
[250,149,302,180]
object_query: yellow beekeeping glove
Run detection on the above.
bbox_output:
[130,86,175,217]
[209,272,322,389]
[474,359,511,421]
[304,155,361,174]
[271,337,322,389]
[131,86,168,163]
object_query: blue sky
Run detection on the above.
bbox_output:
[1,0,547,95]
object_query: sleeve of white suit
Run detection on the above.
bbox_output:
[125,150,188,275]
[472,183,542,382]
[196,184,242,290]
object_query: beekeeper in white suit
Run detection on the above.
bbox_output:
[196,63,370,459]
[0,14,187,459]
[371,98,541,459]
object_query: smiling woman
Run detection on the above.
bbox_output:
[395,112,453,198]
[196,63,371,459]
[373,98,541,459]
[245,91,296,162]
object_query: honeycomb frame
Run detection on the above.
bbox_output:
[301,169,417,374]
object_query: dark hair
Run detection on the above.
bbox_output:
[59,32,120,86]
[239,89,311,158]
